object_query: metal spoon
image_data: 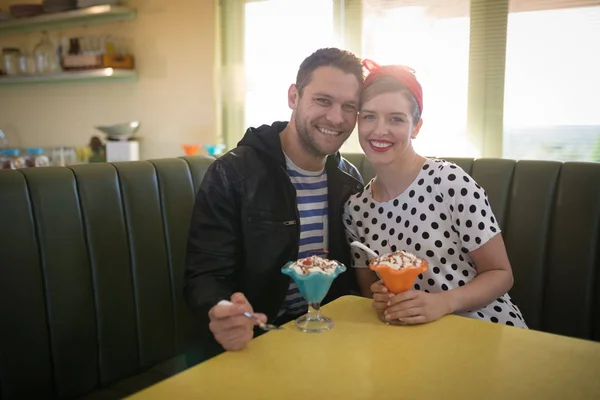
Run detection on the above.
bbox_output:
[217,300,283,331]
[242,312,283,331]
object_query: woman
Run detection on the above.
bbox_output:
[343,60,527,328]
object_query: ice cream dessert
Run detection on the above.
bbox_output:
[281,256,347,332]
[369,250,425,270]
[289,255,339,276]
[369,250,428,294]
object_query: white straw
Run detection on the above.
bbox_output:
[350,241,379,259]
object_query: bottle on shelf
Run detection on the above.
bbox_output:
[34,31,61,74]
[1,48,22,76]
[0,149,27,169]
[24,148,50,167]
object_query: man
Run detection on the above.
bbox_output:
[184,48,364,361]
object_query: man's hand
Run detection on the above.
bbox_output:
[208,293,267,351]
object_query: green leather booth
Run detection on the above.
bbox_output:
[1,154,599,399]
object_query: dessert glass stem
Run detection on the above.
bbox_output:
[308,302,321,318]
[294,300,333,332]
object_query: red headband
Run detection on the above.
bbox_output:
[362,59,423,115]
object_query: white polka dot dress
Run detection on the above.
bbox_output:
[343,158,527,328]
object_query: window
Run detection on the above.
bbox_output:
[222,0,600,161]
[342,0,472,156]
[227,0,473,156]
[503,1,600,161]
[244,0,338,131]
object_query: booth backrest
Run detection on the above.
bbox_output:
[0,156,213,399]
[1,154,599,399]
[344,153,600,341]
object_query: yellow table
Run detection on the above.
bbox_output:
[128,296,600,399]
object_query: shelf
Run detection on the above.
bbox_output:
[0,5,136,36]
[0,68,137,85]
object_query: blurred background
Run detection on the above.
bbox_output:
[0,0,598,168]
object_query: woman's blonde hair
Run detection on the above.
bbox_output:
[360,75,422,123]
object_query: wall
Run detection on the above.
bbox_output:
[0,0,219,160]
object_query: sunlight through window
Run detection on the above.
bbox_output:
[503,5,600,161]
[342,1,471,156]
[244,0,338,131]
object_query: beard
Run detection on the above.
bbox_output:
[294,105,351,158]
[295,116,330,158]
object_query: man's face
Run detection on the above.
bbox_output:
[289,66,361,158]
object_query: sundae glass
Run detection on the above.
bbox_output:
[369,250,428,294]
[281,255,346,333]
[369,250,428,325]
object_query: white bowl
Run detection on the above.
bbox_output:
[95,121,140,140]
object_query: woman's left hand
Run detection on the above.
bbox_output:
[383,290,452,325]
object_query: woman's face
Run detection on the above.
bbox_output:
[358,91,422,165]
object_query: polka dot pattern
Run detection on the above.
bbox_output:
[343,158,527,328]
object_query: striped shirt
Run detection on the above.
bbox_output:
[278,154,328,316]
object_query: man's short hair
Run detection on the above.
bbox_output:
[296,48,364,96]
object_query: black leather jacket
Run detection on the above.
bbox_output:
[184,121,363,339]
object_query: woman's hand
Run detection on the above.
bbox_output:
[383,290,451,325]
[370,280,393,321]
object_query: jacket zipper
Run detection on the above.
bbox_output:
[280,165,301,257]
[248,217,297,226]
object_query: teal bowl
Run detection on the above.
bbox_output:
[203,144,226,156]
[281,261,346,303]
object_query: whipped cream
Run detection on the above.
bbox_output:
[370,251,423,270]
[290,255,338,275]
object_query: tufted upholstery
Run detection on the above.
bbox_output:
[0,157,212,400]
[1,153,599,399]
[346,154,600,339]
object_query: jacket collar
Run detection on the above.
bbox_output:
[238,120,362,188]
